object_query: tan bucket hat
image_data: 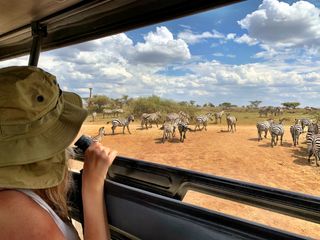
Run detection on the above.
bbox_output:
[0,66,88,189]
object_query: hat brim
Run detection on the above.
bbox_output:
[0,91,88,189]
[0,151,67,189]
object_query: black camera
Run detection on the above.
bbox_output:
[73,135,93,160]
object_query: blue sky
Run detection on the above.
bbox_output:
[1,0,320,107]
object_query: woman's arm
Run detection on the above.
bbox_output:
[82,142,117,240]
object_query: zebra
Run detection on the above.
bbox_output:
[226,113,237,133]
[194,113,213,131]
[312,135,320,166]
[295,118,311,133]
[112,108,124,117]
[102,109,113,118]
[141,112,161,129]
[270,119,285,147]
[108,115,135,135]
[91,126,107,142]
[258,107,269,117]
[214,110,224,124]
[274,107,284,116]
[177,120,193,142]
[166,112,180,123]
[91,111,97,122]
[306,123,319,163]
[160,122,176,143]
[256,119,273,141]
[166,112,189,125]
[290,124,302,147]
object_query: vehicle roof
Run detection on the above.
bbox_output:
[0,0,242,61]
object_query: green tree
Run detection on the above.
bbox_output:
[281,102,300,109]
[90,95,110,112]
[208,102,215,107]
[189,100,196,106]
[219,102,232,109]
[249,100,262,108]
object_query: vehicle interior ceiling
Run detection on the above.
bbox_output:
[0,0,243,62]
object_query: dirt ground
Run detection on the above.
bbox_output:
[71,123,320,239]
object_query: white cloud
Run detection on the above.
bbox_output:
[133,27,191,64]
[238,0,320,53]
[178,29,227,44]
[213,53,224,57]
[234,34,259,46]
[1,22,320,107]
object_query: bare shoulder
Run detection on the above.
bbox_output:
[0,190,65,240]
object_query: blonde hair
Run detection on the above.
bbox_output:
[34,149,79,237]
[34,163,72,222]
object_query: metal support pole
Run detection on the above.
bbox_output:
[28,22,47,66]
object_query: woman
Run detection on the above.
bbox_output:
[0,66,117,239]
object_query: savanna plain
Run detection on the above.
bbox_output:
[71,111,320,239]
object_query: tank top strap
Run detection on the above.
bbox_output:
[16,189,78,240]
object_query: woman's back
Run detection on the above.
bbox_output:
[0,190,65,240]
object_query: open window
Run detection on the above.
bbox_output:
[1,0,320,239]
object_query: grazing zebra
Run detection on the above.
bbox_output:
[290,124,303,146]
[102,109,113,118]
[270,119,285,147]
[214,111,224,124]
[91,126,107,142]
[160,122,176,143]
[177,120,193,142]
[226,113,237,133]
[108,115,135,135]
[258,107,269,117]
[112,108,124,117]
[274,107,284,116]
[295,118,311,132]
[166,112,189,125]
[194,113,213,131]
[306,123,319,163]
[166,112,180,123]
[256,119,273,141]
[141,112,161,129]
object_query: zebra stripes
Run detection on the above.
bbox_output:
[256,119,273,141]
[312,135,320,166]
[290,124,302,147]
[270,120,285,147]
[226,114,237,133]
[177,120,193,142]
[141,112,161,129]
[214,111,224,124]
[109,115,135,135]
[103,108,124,118]
[306,123,319,164]
[295,118,311,132]
[160,122,176,143]
[91,126,107,142]
[194,113,213,131]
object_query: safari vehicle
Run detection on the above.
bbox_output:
[1,0,320,239]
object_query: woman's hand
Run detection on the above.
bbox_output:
[82,142,117,192]
[81,142,117,240]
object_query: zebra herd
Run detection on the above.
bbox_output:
[256,117,320,166]
[88,110,236,143]
[140,110,235,143]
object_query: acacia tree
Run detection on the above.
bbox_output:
[281,102,300,109]
[249,100,262,108]
[219,102,232,109]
